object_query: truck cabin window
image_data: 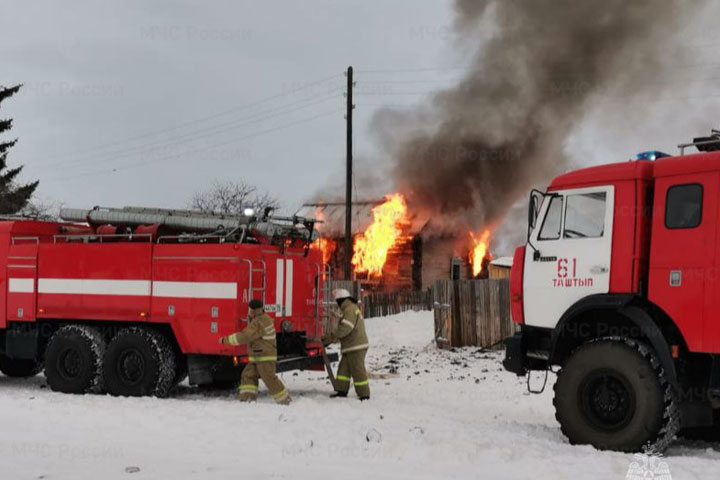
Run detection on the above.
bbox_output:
[665,184,703,229]
[563,192,606,239]
[538,196,563,240]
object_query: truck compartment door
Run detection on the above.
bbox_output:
[6,239,38,323]
[649,173,718,352]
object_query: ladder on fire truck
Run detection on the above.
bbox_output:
[242,259,267,314]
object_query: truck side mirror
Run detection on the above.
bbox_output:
[528,191,542,239]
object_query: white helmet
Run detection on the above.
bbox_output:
[333,288,351,301]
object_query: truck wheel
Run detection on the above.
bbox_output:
[0,355,42,378]
[103,327,176,397]
[554,338,679,452]
[44,325,106,394]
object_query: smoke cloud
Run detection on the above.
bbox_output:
[374,0,707,238]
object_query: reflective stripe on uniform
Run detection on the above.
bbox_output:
[227,334,242,346]
[341,319,354,328]
[341,343,369,353]
[272,388,289,401]
[336,375,351,382]
[354,380,369,386]
[249,356,277,362]
[262,335,276,340]
[239,384,259,392]
[264,326,275,334]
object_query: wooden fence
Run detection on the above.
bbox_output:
[433,279,515,349]
[362,289,433,319]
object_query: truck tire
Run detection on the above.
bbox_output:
[554,338,679,452]
[0,355,42,378]
[44,325,106,394]
[103,327,176,397]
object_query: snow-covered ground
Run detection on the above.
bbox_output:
[1,311,718,479]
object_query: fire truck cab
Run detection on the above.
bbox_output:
[0,207,334,397]
[504,133,720,452]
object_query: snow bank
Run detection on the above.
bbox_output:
[0,311,718,479]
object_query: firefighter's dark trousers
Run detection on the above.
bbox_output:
[335,349,370,397]
[239,362,290,404]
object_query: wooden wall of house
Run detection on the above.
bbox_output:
[379,236,414,291]
[488,265,511,279]
[418,236,472,291]
[329,236,415,292]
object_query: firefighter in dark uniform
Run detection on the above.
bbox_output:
[219,299,291,405]
[323,289,370,400]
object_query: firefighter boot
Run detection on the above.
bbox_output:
[275,393,292,405]
[330,391,348,398]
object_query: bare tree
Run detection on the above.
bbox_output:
[189,180,280,216]
[20,198,64,221]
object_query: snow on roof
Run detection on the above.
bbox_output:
[490,256,513,268]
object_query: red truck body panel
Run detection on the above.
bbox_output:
[549,160,654,295]
[540,151,720,354]
[0,220,325,357]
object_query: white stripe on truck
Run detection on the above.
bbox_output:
[152,281,237,299]
[284,259,293,317]
[34,279,236,299]
[38,279,151,296]
[275,259,284,317]
[8,278,34,293]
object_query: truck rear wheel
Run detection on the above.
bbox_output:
[0,355,42,378]
[45,325,106,394]
[554,338,679,452]
[103,327,176,397]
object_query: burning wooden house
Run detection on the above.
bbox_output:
[299,195,491,292]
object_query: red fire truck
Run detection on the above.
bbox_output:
[504,131,720,452]
[0,206,334,397]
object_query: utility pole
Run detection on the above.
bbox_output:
[344,66,354,280]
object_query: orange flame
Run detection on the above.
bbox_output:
[352,194,409,277]
[469,230,492,277]
[310,207,336,265]
[311,237,337,264]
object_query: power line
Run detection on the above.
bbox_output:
[40,91,340,170]
[42,72,343,162]
[45,108,342,182]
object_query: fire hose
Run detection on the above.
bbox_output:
[310,338,337,391]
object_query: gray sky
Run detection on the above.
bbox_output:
[2,0,720,222]
[1,0,460,212]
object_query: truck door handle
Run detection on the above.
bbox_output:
[590,265,608,274]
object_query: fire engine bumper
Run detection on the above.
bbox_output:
[277,352,338,373]
[503,327,552,376]
[503,333,527,377]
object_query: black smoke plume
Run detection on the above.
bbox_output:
[373,0,706,240]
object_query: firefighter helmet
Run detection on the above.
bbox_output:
[333,289,351,301]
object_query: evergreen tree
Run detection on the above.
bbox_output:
[0,84,38,214]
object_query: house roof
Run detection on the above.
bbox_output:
[297,200,429,238]
[490,256,513,268]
